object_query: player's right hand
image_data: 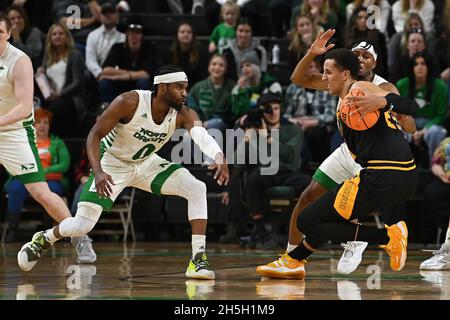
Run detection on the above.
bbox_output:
[308,29,335,56]
[94,171,115,198]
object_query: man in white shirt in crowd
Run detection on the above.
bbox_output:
[85,2,125,81]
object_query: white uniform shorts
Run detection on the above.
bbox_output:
[79,152,189,210]
[0,126,45,183]
[313,143,362,190]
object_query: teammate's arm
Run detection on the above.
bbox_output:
[86,91,138,197]
[0,56,33,127]
[178,107,229,186]
[290,29,335,90]
[379,82,416,133]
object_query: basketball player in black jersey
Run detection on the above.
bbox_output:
[261,36,419,280]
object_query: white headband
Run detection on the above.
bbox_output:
[153,72,188,84]
[351,41,378,61]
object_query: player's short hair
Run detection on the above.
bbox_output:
[0,12,12,32]
[151,64,185,96]
[324,48,360,79]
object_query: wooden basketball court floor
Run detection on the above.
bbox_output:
[0,242,449,300]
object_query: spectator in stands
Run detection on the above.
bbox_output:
[390,27,432,84]
[233,93,311,249]
[230,51,282,118]
[85,2,125,81]
[208,1,240,54]
[392,0,435,33]
[99,22,157,104]
[203,0,268,36]
[4,108,70,243]
[388,13,437,72]
[283,58,337,162]
[37,22,84,138]
[422,137,450,268]
[52,0,102,53]
[344,7,388,77]
[346,0,391,35]
[288,15,323,71]
[1,0,53,34]
[290,0,338,32]
[222,17,267,81]
[396,52,448,161]
[6,4,42,68]
[188,54,236,129]
[163,22,207,86]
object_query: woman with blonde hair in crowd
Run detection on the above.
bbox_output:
[291,0,338,31]
[36,22,84,138]
[392,0,435,33]
[388,13,437,69]
[288,15,323,70]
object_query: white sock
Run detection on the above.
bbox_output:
[287,243,298,253]
[192,234,206,258]
[445,228,450,246]
[44,228,58,245]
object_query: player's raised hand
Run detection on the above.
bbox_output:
[94,170,115,198]
[308,29,336,56]
[208,153,229,186]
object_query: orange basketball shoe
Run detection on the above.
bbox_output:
[256,253,306,279]
[379,221,408,271]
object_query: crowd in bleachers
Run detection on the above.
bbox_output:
[0,0,449,248]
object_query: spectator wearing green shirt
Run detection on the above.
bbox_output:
[396,52,448,160]
[209,1,240,54]
[188,54,236,129]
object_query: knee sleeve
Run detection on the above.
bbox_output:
[59,203,101,237]
[164,170,207,221]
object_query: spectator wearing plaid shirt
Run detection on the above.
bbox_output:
[283,58,337,162]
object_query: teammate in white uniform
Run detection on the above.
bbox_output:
[18,65,229,280]
[257,32,417,278]
[0,14,96,263]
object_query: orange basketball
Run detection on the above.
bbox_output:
[339,88,380,131]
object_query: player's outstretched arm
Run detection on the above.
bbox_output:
[86,91,138,197]
[290,29,335,90]
[0,56,33,127]
[179,107,229,186]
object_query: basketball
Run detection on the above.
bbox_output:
[339,88,380,131]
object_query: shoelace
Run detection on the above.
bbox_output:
[194,259,211,271]
[29,236,46,257]
[78,240,93,256]
[341,243,356,258]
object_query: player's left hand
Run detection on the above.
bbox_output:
[208,153,229,186]
[347,94,386,119]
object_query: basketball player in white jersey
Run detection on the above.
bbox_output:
[18,64,229,280]
[0,14,96,263]
[257,30,417,278]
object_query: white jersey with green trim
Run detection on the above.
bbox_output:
[101,90,178,162]
[0,43,34,131]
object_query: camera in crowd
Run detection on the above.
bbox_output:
[242,93,281,129]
